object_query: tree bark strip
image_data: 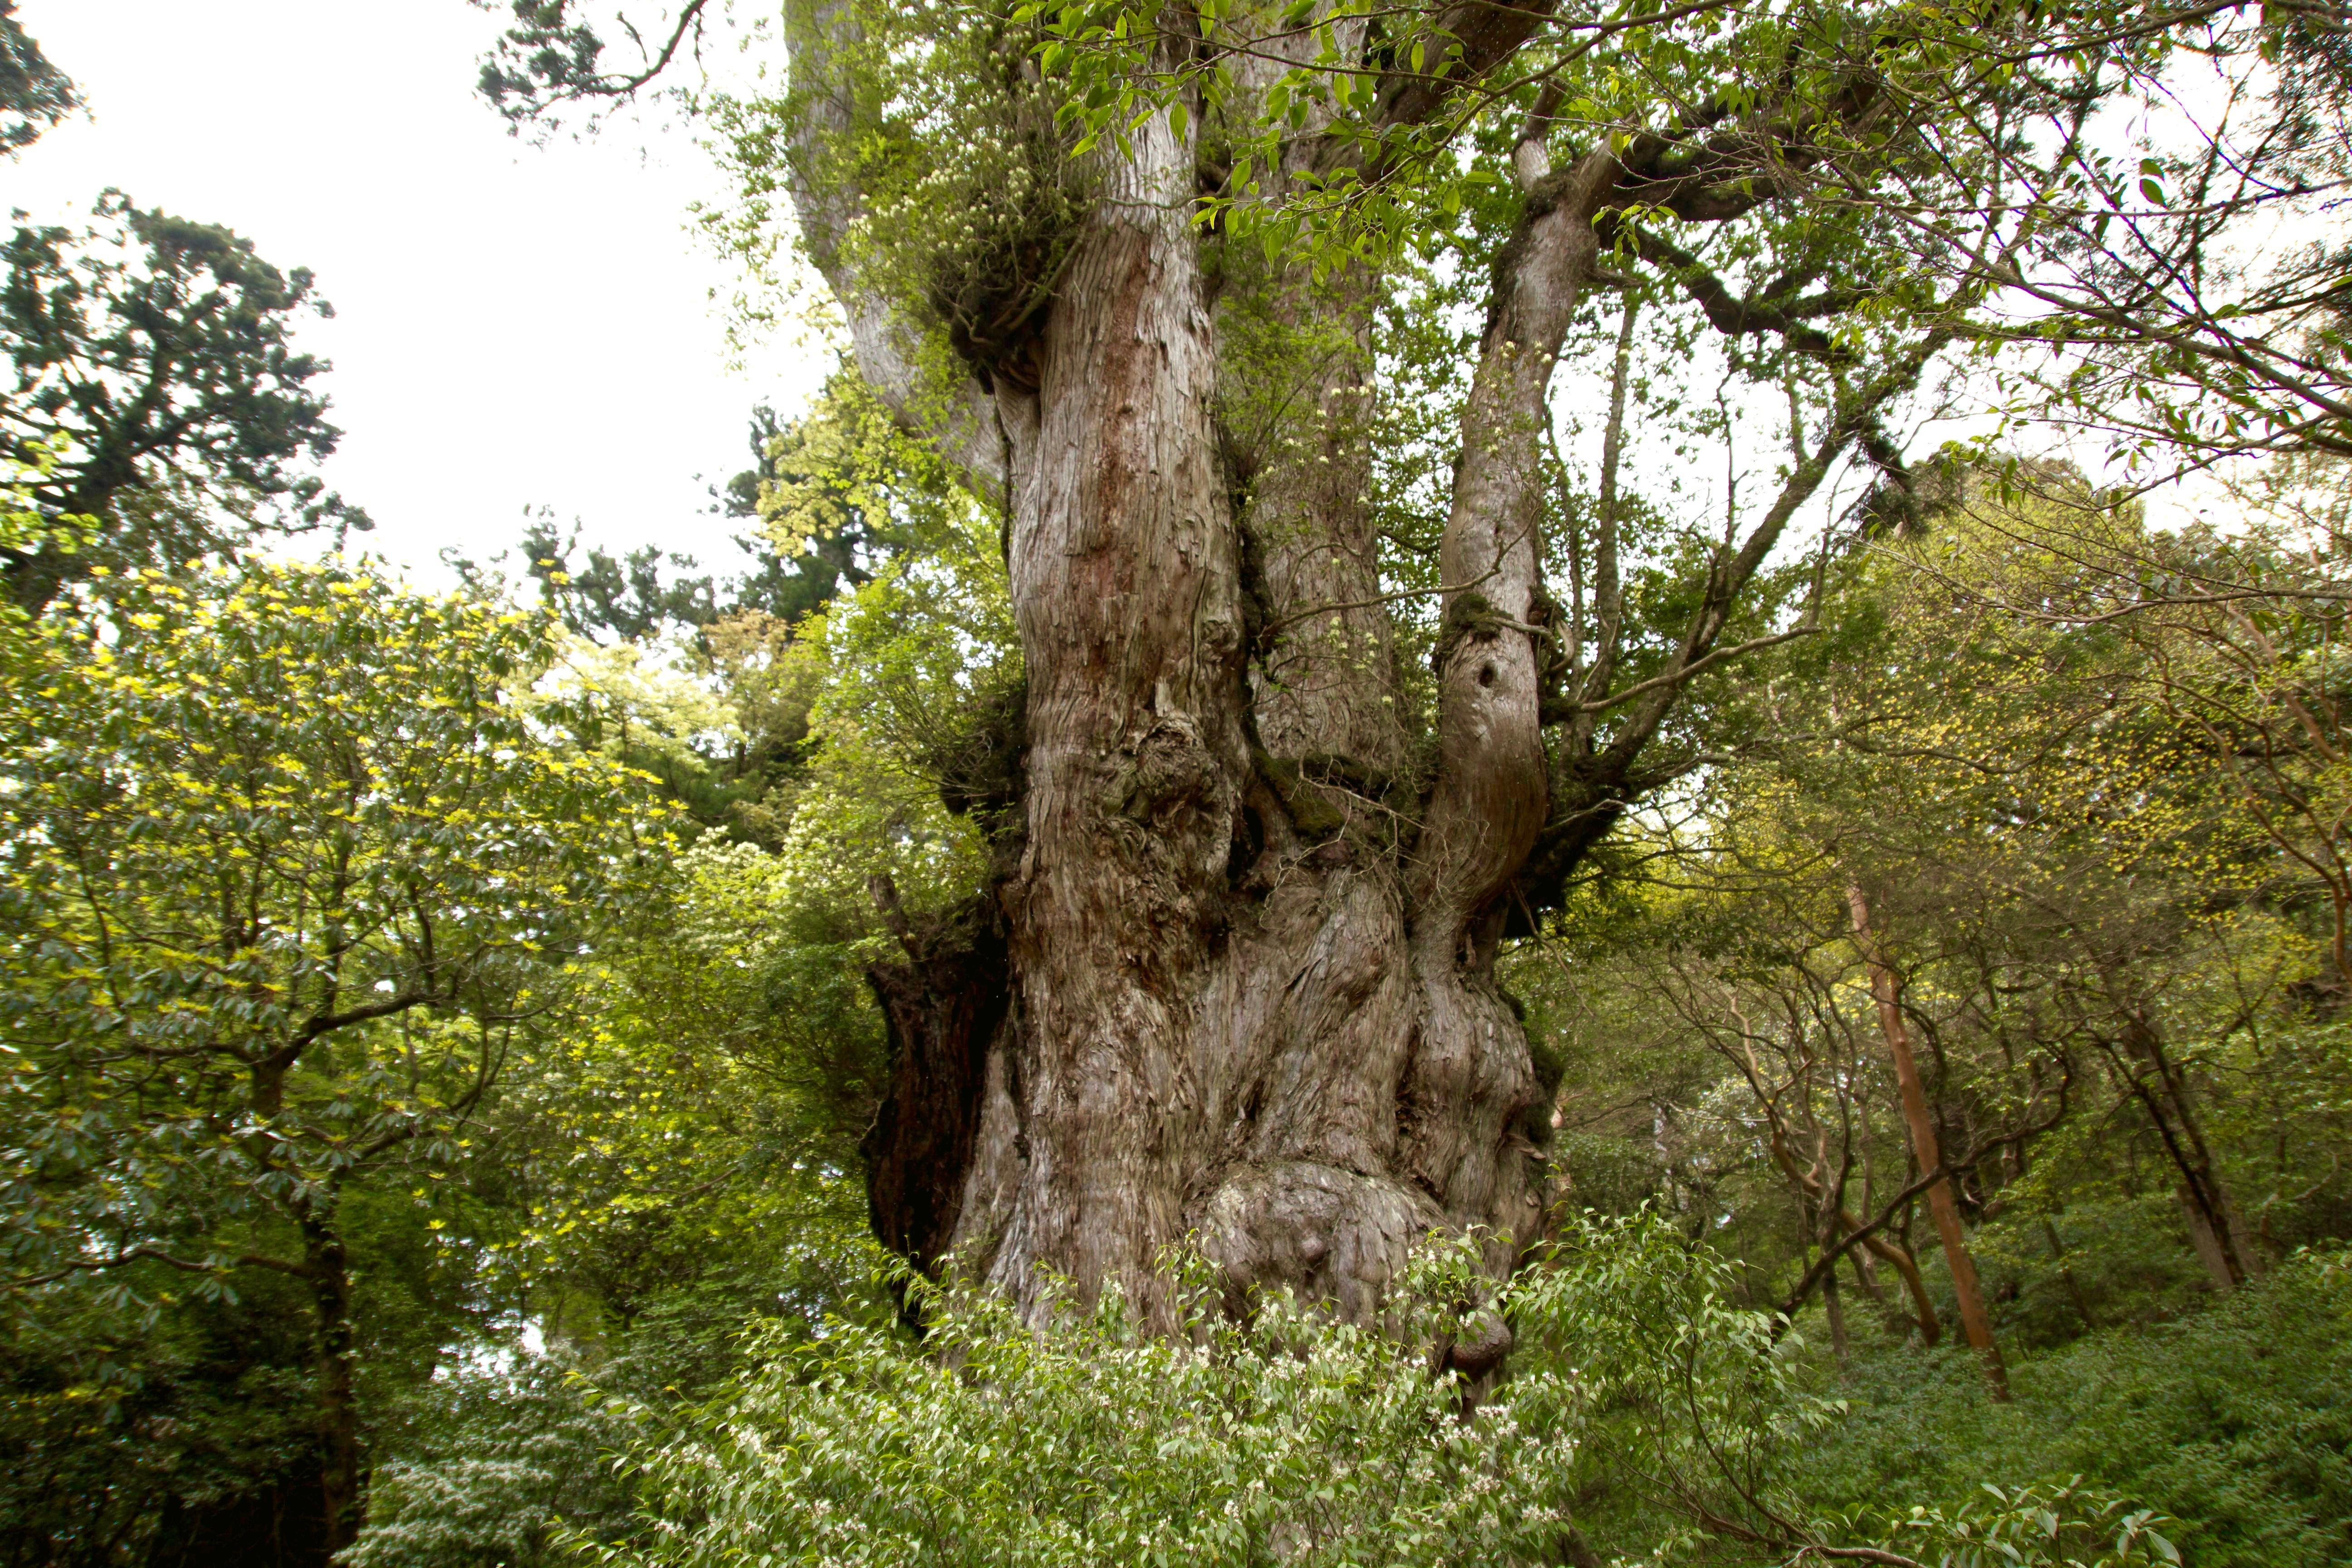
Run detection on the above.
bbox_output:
[1847,882,2010,1399]
[302,1202,363,1553]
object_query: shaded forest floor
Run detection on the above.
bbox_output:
[1784,1254,2352,1568]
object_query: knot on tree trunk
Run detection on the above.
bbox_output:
[1200,1161,1443,1323]
[1431,589,1514,674]
[1442,1308,1514,1378]
[1102,714,1225,825]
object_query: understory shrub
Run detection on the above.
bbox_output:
[1793,1249,2352,1568]
[576,1213,2183,1568]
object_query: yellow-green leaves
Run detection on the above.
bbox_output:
[0,558,673,1301]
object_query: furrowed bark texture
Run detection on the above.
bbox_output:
[943,121,1612,1320]
[974,99,1258,1319]
[780,4,1787,1321]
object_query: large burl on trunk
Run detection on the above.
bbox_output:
[796,0,1927,1323]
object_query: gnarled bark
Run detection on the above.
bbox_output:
[784,0,1931,1324]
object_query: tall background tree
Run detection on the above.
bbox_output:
[0,191,368,609]
[0,564,665,1558]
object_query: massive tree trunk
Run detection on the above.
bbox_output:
[794,0,1923,1321]
[815,19,1581,1328]
[941,83,1571,1328]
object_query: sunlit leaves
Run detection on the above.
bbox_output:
[598,1220,1658,1566]
[0,559,672,1297]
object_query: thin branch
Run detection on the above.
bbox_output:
[12,1245,311,1290]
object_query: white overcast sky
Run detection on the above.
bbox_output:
[6,0,823,587]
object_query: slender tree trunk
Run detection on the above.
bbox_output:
[1847,883,2010,1400]
[1814,1138,1849,1358]
[2180,1184,2239,1290]
[1851,1112,1888,1308]
[2117,1014,2265,1289]
[1820,1244,1850,1360]
[1837,1205,1940,1343]
[1756,1099,1938,1342]
[301,1201,363,1553]
[2042,1215,2098,1332]
[1843,1241,1884,1304]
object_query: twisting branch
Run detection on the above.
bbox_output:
[1617,224,1861,366]
[1773,1057,2073,1328]
[1772,1160,1955,1329]
[12,1244,312,1290]
[476,0,714,119]
[1566,625,1822,718]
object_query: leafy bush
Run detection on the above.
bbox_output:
[592,1246,1586,1568]
[1794,1250,2352,1568]
[342,1353,636,1568]
[572,1213,2181,1568]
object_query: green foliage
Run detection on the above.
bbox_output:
[578,1210,2195,1568]
[0,441,87,673]
[343,1352,639,1568]
[707,7,1088,392]
[746,372,971,566]
[0,560,667,1290]
[5,6,2341,1560]
[1852,1482,2184,1568]
[1797,1251,2352,1568]
[0,1263,321,1568]
[0,559,671,1557]
[514,383,925,649]
[1521,465,2352,1351]
[492,837,886,1343]
[593,1232,1581,1568]
[1,193,368,608]
[1514,1210,1843,1560]
[0,0,75,154]
[497,370,1008,849]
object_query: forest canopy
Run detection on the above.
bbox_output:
[3,0,2352,1564]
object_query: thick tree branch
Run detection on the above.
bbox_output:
[1553,625,1821,723]
[1621,225,1861,365]
[1373,0,1563,131]
[780,0,1009,500]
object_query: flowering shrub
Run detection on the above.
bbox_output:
[575,1210,2181,1568]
